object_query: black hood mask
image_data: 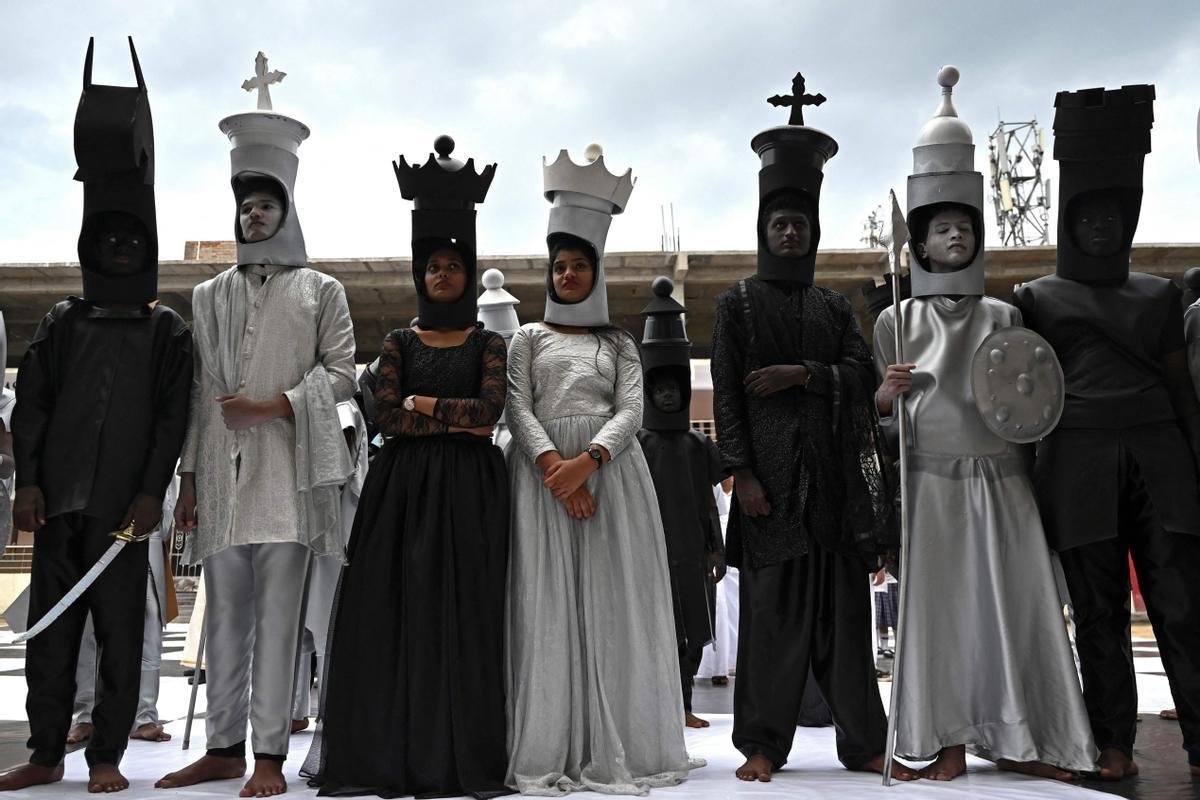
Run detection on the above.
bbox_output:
[1053,84,1154,284]
[74,37,157,305]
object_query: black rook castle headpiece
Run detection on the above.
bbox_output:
[394,135,497,330]
[74,37,158,304]
[1053,83,1154,283]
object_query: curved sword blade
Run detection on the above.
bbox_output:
[15,538,128,643]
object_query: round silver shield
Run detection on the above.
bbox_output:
[970,326,1065,444]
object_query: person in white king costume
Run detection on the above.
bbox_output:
[156,55,356,798]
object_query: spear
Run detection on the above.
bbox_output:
[879,189,911,787]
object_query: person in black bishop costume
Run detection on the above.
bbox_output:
[1014,84,1200,781]
[710,77,917,784]
[1,38,192,794]
[303,136,511,798]
[635,277,726,730]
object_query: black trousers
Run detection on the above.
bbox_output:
[25,513,148,767]
[733,541,886,770]
[678,642,704,713]
[1057,451,1200,767]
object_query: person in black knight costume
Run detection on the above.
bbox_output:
[1013,84,1200,780]
[2,38,192,794]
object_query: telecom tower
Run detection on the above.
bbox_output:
[987,120,1052,246]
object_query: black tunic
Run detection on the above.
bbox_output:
[636,428,725,651]
[307,327,511,799]
[709,277,876,568]
[1014,273,1200,550]
[12,298,193,516]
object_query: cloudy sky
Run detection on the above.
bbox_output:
[2,1,1199,264]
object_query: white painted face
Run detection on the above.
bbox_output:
[919,208,976,273]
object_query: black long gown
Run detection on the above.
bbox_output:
[305,326,511,798]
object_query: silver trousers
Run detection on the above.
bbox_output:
[291,553,340,719]
[203,542,311,757]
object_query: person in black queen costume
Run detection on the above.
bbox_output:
[1,38,192,794]
[635,277,727,730]
[709,73,918,783]
[1014,84,1200,781]
[303,135,511,798]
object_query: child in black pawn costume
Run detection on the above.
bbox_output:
[635,277,726,730]
[2,38,192,794]
[1014,84,1200,780]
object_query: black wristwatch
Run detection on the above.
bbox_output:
[586,446,603,471]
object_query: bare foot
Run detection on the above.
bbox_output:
[155,754,246,788]
[67,722,94,744]
[711,676,729,686]
[1096,748,1138,781]
[88,764,129,793]
[129,723,172,742]
[1160,708,1179,720]
[0,762,64,791]
[858,752,920,781]
[685,712,710,729]
[240,760,287,798]
[735,754,773,782]
[997,758,1077,782]
[919,745,967,781]
[291,718,309,733]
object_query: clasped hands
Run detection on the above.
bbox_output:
[537,449,605,520]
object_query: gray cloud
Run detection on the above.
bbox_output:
[1,1,1198,264]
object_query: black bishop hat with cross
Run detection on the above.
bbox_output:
[750,71,839,286]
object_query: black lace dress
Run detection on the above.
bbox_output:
[305,326,511,798]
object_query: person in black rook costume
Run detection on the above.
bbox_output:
[709,72,918,784]
[1,38,192,794]
[1014,84,1200,781]
[635,277,727,730]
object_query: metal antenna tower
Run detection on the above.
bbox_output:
[861,205,884,248]
[987,119,1052,246]
[660,204,680,252]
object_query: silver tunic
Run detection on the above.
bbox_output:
[180,265,357,563]
[505,323,700,795]
[874,296,1097,770]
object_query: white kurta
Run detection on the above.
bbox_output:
[180,265,356,563]
[874,295,1097,771]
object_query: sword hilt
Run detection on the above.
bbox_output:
[111,523,154,543]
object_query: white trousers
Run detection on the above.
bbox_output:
[202,542,310,757]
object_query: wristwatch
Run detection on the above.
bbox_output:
[585,446,603,470]
[403,395,416,411]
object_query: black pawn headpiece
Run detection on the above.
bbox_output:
[640,276,692,431]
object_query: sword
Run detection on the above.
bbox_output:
[880,190,911,787]
[182,613,206,750]
[16,523,154,643]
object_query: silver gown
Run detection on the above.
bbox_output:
[874,296,1097,771]
[505,323,700,795]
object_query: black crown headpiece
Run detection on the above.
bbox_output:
[393,135,496,209]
